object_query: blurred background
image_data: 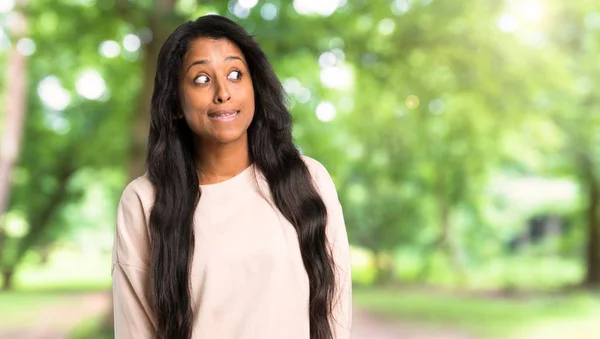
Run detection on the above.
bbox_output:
[1,0,600,338]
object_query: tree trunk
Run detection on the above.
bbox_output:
[437,174,465,271]
[583,160,600,286]
[0,2,28,292]
[128,0,180,179]
[1,159,77,281]
[0,2,28,218]
[128,40,158,178]
[439,194,452,256]
[373,251,395,285]
[1,267,15,291]
[418,174,466,286]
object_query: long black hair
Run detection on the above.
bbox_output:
[146,15,336,339]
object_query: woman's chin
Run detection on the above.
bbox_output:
[207,130,248,145]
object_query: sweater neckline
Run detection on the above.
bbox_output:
[199,163,255,191]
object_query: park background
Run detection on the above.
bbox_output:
[1,0,600,338]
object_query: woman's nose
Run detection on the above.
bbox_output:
[214,79,231,104]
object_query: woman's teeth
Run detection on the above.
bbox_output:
[209,111,239,121]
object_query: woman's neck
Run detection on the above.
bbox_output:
[195,137,251,185]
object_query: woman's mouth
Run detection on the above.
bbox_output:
[208,110,240,122]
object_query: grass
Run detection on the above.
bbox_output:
[351,246,585,290]
[0,291,65,327]
[0,247,111,333]
[0,289,112,337]
[4,247,112,291]
[69,314,114,339]
[353,286,600,339]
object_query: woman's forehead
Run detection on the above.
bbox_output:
[184,37,246,63]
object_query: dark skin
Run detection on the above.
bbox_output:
[178,37,255,185]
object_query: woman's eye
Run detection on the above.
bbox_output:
[194,75,210,84]
[228,70,242,80]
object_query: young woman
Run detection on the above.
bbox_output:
[112,14,352,339]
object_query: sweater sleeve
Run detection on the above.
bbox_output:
[111,179,156,339]
[308,158,353,339]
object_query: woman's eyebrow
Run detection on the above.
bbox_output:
[185,55,247,74]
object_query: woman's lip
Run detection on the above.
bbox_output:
[208,110,240,121]
[209,109,238,116]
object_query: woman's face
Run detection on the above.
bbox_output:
[179,37,255,146]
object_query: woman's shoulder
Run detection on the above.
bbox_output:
[114,174,153,268]
[300,155,329,178]
[300,155,338,198]
[118,173,155,211]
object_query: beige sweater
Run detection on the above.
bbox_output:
[111,156,352,339]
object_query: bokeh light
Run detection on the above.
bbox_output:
[0,0,15,13]
[519,1,544,24]
[99,40,121,58]
[320,65,353,90]
[293,0,343,16]
[16,37,35,56]
[37,76,71,111]
[283,77,303,94]
[238,0,258,10]
[391,0,410,16]
[122,34,141,52]
[316,101,336,122]
[428,99,445,115]
[296,87,311,103]
[498,14,518,32]
[260,3,278,20]
[318,51,337,68]
[231,2,250,19]
[44,110,71,134]
[584,12,600,30]
[328,37,345,49]
[405,94,420,109]
[76,70,106,100]
[3,212,29,238]
[378,18,395,35]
